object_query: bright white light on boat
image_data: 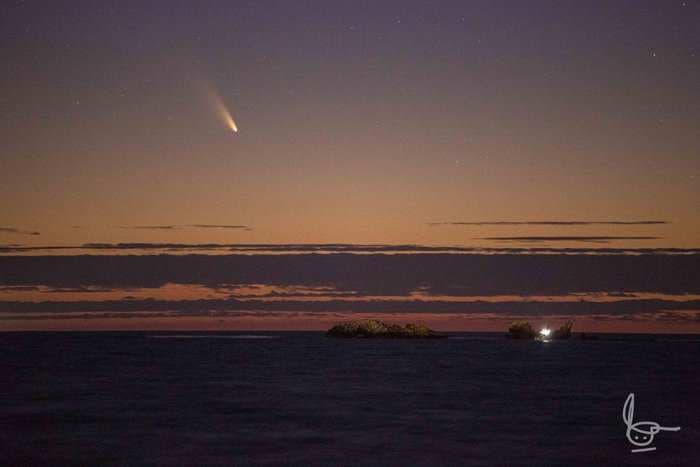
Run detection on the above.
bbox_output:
[540,327,551,337]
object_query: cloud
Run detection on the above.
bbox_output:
[117,225,252,231]
[2,252,698,296]
[43,286,114,293]
[0,227,40,236]
[0,285,40,291]
[188,224,252,231]
[118,225,179,230]
[429,221,669,226]
[1,297,699,319]
[479,236,660,243]
[78,243,473,252]
[2,243,698,255]
[70,242,678,253]
[606,291,638,298]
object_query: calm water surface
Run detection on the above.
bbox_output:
[1,332,698,466]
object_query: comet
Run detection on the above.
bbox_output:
[203,82,238,133]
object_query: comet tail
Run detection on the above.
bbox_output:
[204,83,238,133]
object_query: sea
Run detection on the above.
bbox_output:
[2,332,698,466]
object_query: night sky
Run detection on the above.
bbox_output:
[2,0,698,248]
[2,1,700,332]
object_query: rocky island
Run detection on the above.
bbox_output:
[327,319,447,339]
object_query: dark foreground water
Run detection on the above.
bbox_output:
[1,332,698,466]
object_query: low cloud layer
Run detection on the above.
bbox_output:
[2,243,698,255]
[187,224,252,231]
[119,225,179,230]
[0,227,40,236]
[118,224,251,231]
[429,220,668,226]
[480,236,660,243]
[1,252,698,325]
[2,252,698,295]
[1,297,698,319]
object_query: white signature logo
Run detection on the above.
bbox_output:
[623,393,680,453]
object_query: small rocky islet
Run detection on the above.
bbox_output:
[326,319,447,339]
[327,319,585,340]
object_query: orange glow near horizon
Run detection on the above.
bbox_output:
[2,312,700,334]
[2,2,698,335]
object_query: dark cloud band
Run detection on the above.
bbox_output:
[0,227,40,236]
[2,243,698,254]
[118,225,251,231]
[429,221,668,226]
[1,297,698,319]
[480,236,660,243]
[187,224,252,230]
[119,225,179,230]
[1,252,698,295]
